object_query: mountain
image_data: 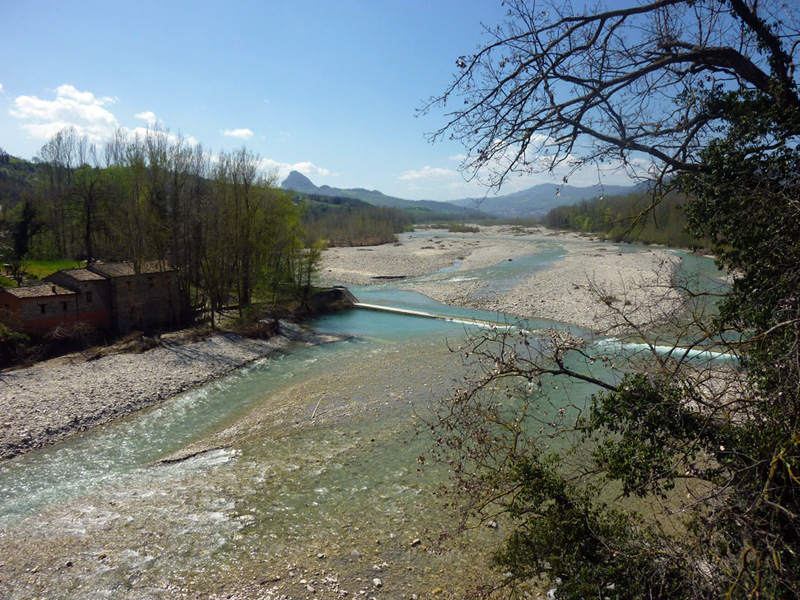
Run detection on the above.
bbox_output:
[281,171,319,194]
[281,171,484,216]
[280,171,639,219]
[449,182,639,218]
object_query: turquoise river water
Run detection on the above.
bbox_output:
[0,237,726,600]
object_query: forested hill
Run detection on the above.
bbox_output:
[0,150,39,210]
[282,170,638,219]
[450,182,638,218]
[281,171,483,218]
[542,189,704,249]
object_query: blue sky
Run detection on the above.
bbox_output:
[1,0,634,201]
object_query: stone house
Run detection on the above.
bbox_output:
[44,268,112,330]
[1,261,181,336]
[86,262,181,333]
[0,283,79,336]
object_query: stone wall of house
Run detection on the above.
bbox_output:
[45,271,112,330]
[111,271,182,333]
[0,290,79,336]
[0,293,24,331]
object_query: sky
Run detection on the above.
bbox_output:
[1,0,635,201]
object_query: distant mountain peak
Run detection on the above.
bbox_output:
[282,171,318,193]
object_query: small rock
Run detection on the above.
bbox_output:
[372,578,382,588]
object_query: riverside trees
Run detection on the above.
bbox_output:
[425,1,800,598]
[23,126,314,324]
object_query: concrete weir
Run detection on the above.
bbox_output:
[352,302,510,329]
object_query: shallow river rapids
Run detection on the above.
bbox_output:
[0,238,724,599]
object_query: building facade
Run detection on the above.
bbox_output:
[44,268,113,330]
[1,262,182,336]
[0,283,79,336]
[86,262,182,333]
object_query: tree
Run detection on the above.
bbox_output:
[7,197,39,284]
[35,127,79,257]
[426,0,799,192]
[424,1,800,598]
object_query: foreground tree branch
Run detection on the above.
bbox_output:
[423,1,800,597]
[423,0,800,191]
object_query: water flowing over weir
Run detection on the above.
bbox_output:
[0,238,727,599]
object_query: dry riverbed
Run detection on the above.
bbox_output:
[321,225,684,333]
[0,323,345,460]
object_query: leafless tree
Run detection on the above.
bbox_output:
[423,0,799,192]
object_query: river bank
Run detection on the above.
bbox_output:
[1,226,683,462]
[321,225,683,333]
[0,323,347,460]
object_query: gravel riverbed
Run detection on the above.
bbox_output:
[2,226,682,462]
[0,323,341,460]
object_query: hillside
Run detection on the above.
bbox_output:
[0,151,39,211]
[281,171,483,217]
[281,171,637,219]
[449,182,638,218]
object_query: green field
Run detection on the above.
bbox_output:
[1,260,86,288]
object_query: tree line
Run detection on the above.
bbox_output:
[301,194,413,247]
[3,127,316,325]
[542,189,703,248]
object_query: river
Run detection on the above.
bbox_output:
[0,239,725,599]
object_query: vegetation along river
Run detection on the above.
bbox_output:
[0,239,722,599]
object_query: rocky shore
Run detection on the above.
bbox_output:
[0,323,342,460]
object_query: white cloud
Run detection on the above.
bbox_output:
[135,111,158,126]
[10,84,119,142]
[259,158,331,181]
[223,128,254,140]
[399,166,458,181]
[0,83,4,94]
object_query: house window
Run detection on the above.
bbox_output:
[148,277,155,288]
[40,304,47,315]
[62,302,69,312]
[87,291,93,302]
[126,281,133,291]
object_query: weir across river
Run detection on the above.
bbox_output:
[352,301,512,329]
